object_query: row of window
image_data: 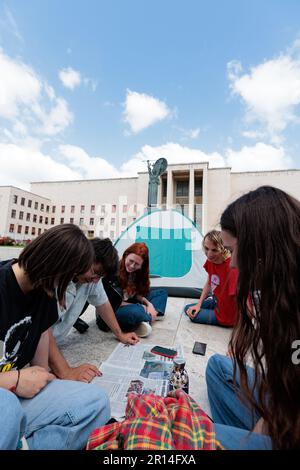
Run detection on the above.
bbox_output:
[13,195,52,212]
[61,204,134,214]
[13,195,137,215]
[10,210,135,227]
[11,210,54,224]
[8,224,116,240]
[161,180,203,198]
[9,224,46,236]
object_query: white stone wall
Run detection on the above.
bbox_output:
[0,186,52,240]
[0,187,11,235]
[206,168,232,230]
[1,166,299,241]
[230,170,300,202]
[31,178,140,240]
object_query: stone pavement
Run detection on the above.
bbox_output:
[60,296,232,415]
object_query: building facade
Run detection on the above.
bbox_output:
[1,162,299,240]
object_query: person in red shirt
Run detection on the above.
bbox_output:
[184,230,238,327]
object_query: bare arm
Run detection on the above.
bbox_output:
[0,367,55,398]
[187,276,210,318]
[31,330,49,369]
[196,276,211,307]
[48,328,100,382]
[96,302,139,345]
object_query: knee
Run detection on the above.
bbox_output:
[86,385,111,424]
[206,354,224,385]
[0,389,25,449]
[158,289,168,300]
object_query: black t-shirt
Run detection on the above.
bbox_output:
[0,261,58,371]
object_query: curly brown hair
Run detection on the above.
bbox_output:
[119,242,150,297]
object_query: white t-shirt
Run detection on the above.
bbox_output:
[52,279,108,343]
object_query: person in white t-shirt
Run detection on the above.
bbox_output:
[50,238,139,383]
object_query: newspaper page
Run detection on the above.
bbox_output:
[92,342,184,418]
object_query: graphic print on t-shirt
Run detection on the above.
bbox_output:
[210,274,220,294]
[0,316,32,372]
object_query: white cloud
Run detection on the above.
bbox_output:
[0,138,293,191]
[0,49,41,119]
[122,141,293,175]
[0,143,81,190]
[228,40,300,142]
[124,90,171,133]
[177,126,201,140]
[120,142,225,175]
[59,67,82,90]
[226,142,292,171]
[59,145,120,179]
[36,98,73,136]
[0,49,73,138]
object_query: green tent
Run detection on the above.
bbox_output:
[115,209,206,298]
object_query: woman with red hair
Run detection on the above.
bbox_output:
[100,243,168,337]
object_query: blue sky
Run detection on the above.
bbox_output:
[1,0,300,189]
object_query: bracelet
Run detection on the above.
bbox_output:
[15,369,21,392]
[9,370,20,394]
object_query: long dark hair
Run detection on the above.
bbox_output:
[119,242,150,297]
[18,224,93,304]
[220,185,300,449]
[91,237,119,277]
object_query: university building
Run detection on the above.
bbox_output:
[0,162,299,241]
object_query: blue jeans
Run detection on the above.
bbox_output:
[0,388,27,449]
[206,354,272,449]
[116,288,168,330]
[184,297,219,325]
[1,379,110,450]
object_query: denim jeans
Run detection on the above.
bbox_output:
[116,288,168,330]
[206,354,272,449]
[11,379,110,450]
[0,388,26,449]
[184,297,219,325]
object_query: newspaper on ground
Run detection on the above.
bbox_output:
[92,342,184,418]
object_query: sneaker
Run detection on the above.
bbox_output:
[156,312,165,321]
[134,321,152,338]
[73,318,89,334]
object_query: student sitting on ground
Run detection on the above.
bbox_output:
[50,238,139,383]
[97,242,168,338]
[0,225,110,450]
[206,186,300,449]
[184,230,238,327]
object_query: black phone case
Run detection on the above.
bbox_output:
[192,341,207,355]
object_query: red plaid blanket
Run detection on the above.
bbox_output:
[87,389,223,450]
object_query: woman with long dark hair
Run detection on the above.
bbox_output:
[206,186,300,449]
[101,242,168,338]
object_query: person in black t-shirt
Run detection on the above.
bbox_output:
[0,224,110,450]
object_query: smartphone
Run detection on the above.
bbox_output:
[192,341,207,356]
[150,346,177,358]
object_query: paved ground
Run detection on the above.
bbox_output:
[0,247,231,414]
[60,296,232,415]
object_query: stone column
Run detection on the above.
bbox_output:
[188,167,195,220]
[157,176,162,208]
[166,170,173,209]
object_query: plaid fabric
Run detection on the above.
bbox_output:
[87,389,223,450]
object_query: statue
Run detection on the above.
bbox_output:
[147,158,168,208]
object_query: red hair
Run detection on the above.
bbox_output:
[119,242,150,297]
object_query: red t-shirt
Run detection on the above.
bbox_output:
[203,257,238,326]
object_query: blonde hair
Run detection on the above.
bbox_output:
[202,230,230,260]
